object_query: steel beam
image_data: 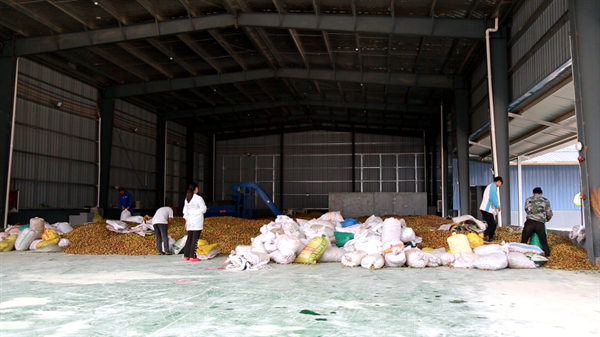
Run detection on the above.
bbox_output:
[46,0,98,29]
[190,88,216,106]
[0,0,64,33]
[55,51,126,84]
[112,68,454,98]
[117,42,174,79]
[208,30,249,71]
[136,0,165,21]
[177,33,224,73]
[166,99,439,120]
[97,0,129,25]
[178,0,200,18]
[90,47,150,81]
[569,0,600,264]
[0,18,30,37]
[1,13,492,56]
[196,113,430,132]
[147,38,197,76]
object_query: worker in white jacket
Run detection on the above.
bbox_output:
[182,182,207,262]
[479,176,503,242]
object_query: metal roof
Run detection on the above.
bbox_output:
[1,0,576,154]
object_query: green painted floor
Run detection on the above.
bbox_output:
[1,252,598,337]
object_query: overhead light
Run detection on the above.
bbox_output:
[94,1,98,5]
[169,57,173,60]
[56,101,63,108]
[576,141,584,151]
[133,127,138,132]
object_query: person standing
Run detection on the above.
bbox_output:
[118,187,134,214]
[182,182,207,262]
[480,176,503,242]
[152,206,173,255]
[521,187,553,256]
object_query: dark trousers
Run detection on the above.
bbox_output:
[481,211,497,240]
[184,230,202,258]
[153,224,169,254]
[521,219,551,256]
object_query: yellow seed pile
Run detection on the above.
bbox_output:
[60,214,598,271]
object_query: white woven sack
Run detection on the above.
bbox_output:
[430,248,455,266]
[124,216,144,224]
[341,250,368,267]
[452,252,480,268]
[235,245,253,255]
[400,227,416,242]
[318,211,344,222]
[275,234,300,257]
[58,238,70,247]
[507,252,536,269]
[318,246,345,262]
[251,237,269,254]
[384,250,406,267]
[55,222,73,234]
[263,240,277,253]
[172,235,187,254]
[106,220,128,230]
[424,252,440,267]
[405,249,428,268]
[248,251,270,263]
[308,219,336,230]
[361,253,385,269]
[269,250,295,264]
[507,243,545,255]
[29,239,42,250]
[295,238,308,255]
[354,238,383,255]
[381,217,403,244]
[364,215,383,225]
[275,215,294,223]
[472,252,508,270]
[473,244,502,256]
[15,228,36,251]
[197,248,220,260]
[120,210,131,220]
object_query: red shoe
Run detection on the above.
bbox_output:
[189,258,201,262]
[184,257,190,261]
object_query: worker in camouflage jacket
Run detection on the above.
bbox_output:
[521,187,553,256]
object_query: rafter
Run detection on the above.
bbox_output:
[117,42,174,79]
[256,81,276,100]
[113,68,454,98]
[210,86,236,104]
[0,0,64,33]
[2,13,493,57]
[147,38,197,75]
[45,0,98,29]
[233,83,256,102]
[0,18,30,37]
[136,0,165,21]
[190,88,216,106]
[96,0,129,25]
[177,0,200,18]
[208,30,248,71]
[177,33,224,73]
[89,46,150,81]
[166,99,440,120]
[55,50,125,84]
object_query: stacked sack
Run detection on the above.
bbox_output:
[3,218,72,252]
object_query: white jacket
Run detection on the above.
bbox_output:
[479,183,501,215]
[183,194,207,230]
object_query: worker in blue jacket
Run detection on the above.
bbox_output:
[118,187,134,213]
[479,176,503,242]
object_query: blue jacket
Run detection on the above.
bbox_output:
[118,191,133,211]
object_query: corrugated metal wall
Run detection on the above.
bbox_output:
[470,59,489,133]
[466,160,579,210]
[193,133,209,195]
[110,99,156,210]
[215,131,424,211]
[11,58,99,209]
[166,121,186,208]
[510,0,570,99]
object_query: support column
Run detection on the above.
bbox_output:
[155,115,166,207]
[490,28,511,226]
[98,87,115,210]
[186,122,195,184]
[440,104,448,218]
[351,130,356,192]
[569,0,600,264]
[204,134,214,202]
[0,57,17,227]
[455,88,471,216]
[279,131,284,209]
[424,131,432,207]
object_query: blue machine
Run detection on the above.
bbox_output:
[206,182,281,219]
[233,182,281,218]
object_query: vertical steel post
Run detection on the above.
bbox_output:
[155,115,166,207]
[455,88,471,216]
[569,0,600,264]
[517,156,523,227]
[186,122,195,186]
[490,27,511,226]
[98,87,115,210]
[1,57,18,228]
[440,104,447,218]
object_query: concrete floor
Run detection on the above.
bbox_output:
[0,252,598,337]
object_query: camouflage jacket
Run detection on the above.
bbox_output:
[525,194,553,223]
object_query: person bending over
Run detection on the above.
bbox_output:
[521,187,553,256]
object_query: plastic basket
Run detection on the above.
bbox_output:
[334,232,354,247]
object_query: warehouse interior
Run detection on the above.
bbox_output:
[0,2,598,258]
